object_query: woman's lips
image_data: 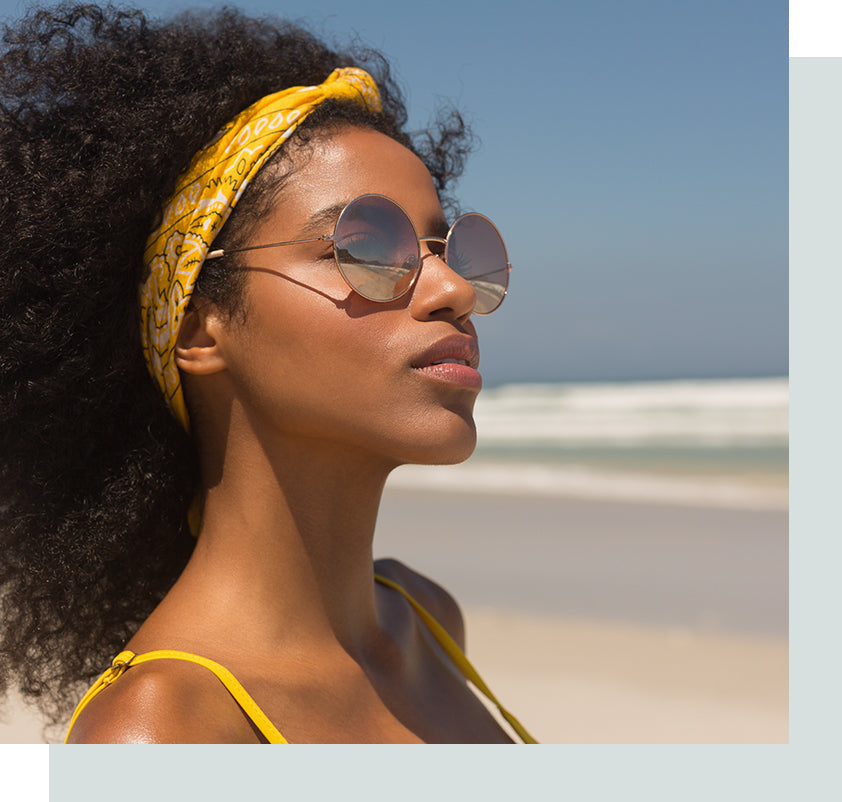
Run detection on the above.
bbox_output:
[411,335,482,389]
[413,361,483,389]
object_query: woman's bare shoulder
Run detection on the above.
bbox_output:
[65,657,260,744]
[374,557,465,649]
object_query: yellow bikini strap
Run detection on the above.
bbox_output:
[64,649,287,744]
[65,581,538,744]
[374,574,539,744]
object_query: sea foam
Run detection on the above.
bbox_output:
[472,377,788,447]
[387,377,788,510]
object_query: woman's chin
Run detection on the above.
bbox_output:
[393,427,477,467]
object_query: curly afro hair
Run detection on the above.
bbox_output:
[0,2,471,735]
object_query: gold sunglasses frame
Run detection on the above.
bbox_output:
[205,193,511,313]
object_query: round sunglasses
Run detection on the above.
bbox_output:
[205,194,511,314]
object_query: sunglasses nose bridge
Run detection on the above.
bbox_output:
[418,235,447,255]
[418,237,449,276]
[417,236,452,277]
[412,235,478,319]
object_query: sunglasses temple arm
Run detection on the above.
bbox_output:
[206,234,333,260]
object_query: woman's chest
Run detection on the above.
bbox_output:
[245,648,514,744]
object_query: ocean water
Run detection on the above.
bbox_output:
[388,377,789,510]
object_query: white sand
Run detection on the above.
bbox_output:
[0,696,49,744]
[463,606,787,744]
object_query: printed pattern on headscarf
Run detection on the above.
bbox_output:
[139,67,382,431]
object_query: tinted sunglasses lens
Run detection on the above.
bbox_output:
[333,196,420,301]
[446,214,509,314]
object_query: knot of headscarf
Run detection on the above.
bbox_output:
[139,67,382,431]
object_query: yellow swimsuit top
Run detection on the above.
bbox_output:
[65,574,538,744]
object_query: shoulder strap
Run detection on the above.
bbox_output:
[66,577,537,744]
[374,573,538,744]
[64,649,287,744]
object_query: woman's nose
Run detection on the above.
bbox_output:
[409,251,476,323]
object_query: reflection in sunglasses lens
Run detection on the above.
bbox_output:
[335,196,419,301]
[448,214,509,314]
[332,196,508,313]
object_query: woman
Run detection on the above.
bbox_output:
[0,3,534,743]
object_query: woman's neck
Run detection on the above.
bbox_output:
[157,425,399,664]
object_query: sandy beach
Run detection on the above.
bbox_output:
[462,608,787,743]
[376,488,788,744]
[0,488,787,744]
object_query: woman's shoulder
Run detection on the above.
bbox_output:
[65,655,260,744]
[374,558,465,650]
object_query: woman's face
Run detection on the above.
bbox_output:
[211,126,482,468]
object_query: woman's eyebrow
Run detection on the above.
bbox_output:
[300,202,348,235]
[301,202,451,238]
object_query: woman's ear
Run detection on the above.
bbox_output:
[174,301,228,376]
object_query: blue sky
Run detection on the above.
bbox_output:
[0,0,787,384]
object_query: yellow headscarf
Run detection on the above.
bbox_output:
[139,67,382,431]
